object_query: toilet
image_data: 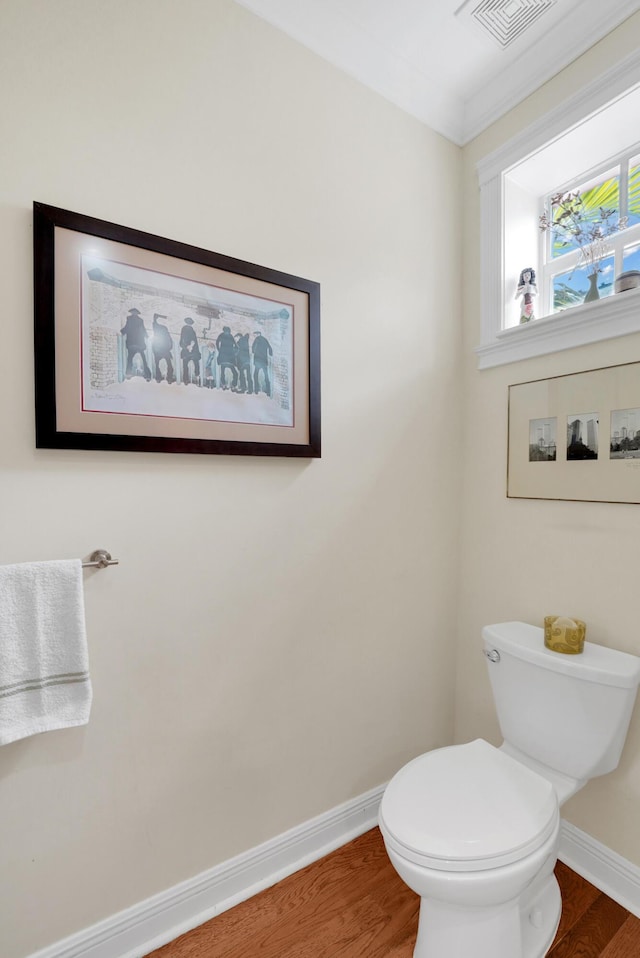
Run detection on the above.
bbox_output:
[378,621,640,958]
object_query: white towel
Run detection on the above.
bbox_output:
[0,559,92,746]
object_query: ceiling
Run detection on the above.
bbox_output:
[234,0,640,144]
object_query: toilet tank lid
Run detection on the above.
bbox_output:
[482,622,640,689]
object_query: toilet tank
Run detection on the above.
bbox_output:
[482,622,640,781]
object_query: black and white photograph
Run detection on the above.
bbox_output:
[610,407,640,459]
[566,413,599,460]
[528,417,557,461]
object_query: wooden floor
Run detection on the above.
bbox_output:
[146,828,640,958]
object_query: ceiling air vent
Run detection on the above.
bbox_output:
[456,0,557,50]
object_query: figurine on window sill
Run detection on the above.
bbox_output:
[516,267,537,324]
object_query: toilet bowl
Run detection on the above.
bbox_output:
[379,622,640,958]
[379,739,561,958]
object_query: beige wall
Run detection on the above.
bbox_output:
[0,1,462,956]
[5,2,638,955]
[458,12,640,866]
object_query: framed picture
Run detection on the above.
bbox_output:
[508,361,640,503]
[33,203,321,457]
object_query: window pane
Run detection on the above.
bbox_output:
[623,242,640,273]
[551,174,620,259]
[628,161,640,227]
[552,257,615,312]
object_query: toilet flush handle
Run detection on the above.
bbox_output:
[484,649,501,663]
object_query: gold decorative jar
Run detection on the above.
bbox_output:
[543,616,586,655]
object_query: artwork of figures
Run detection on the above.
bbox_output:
[33,203,321,457]
[81,256,293,428]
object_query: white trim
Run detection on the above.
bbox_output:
[559,819,640,918]
[475,287,640,369]
[233,0,466,144]
[25,785,385,958]
[479,175,505,351]
[21,786,640,958]
[234,0,640,146]
[463,2,640,145]
[477,48,640,187]
[476,47,640,367]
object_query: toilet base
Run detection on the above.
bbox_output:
[413,873,561,958]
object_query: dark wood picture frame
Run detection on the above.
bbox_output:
[34,202,321,457]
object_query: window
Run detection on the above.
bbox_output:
[475,52,640,369]
[540,153,640,318]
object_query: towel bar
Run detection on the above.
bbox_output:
[82,549,119,570]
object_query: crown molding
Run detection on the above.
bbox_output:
[463,0,640,144]
[233,0,465,143]
[234,0,640,146]
[477,46,640,186]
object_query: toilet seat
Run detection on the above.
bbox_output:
[379,739,559,873]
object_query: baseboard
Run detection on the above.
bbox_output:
[559,819,640,918]
[27,784,385,958]
[28,791,640,958]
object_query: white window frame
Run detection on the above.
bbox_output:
[539,150,640,317]
[475,49,640,370]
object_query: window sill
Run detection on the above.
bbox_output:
[475,288,640,369]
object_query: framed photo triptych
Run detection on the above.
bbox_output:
[508,361,640,503]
